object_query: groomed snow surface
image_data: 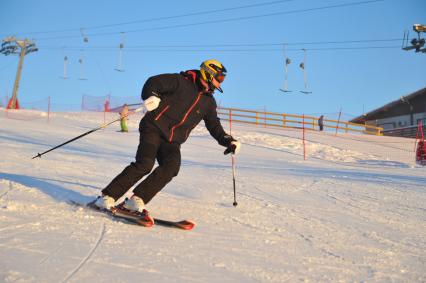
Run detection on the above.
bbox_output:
[1,110,425,282]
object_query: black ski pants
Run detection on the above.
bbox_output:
[102,122,181,204]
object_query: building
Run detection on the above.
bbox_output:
[350,87,426,137]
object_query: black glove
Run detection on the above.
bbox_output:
[223,135,241,155]
[224,143,237,155]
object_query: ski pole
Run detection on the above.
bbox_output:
[232,155,238,207]
[229,109,238,207]
[126,102,144,107]
[32,106,145,159]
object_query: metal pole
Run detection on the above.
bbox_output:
[229,109,238,207]
[2,37,37,109]
[335,108,342,136]
[10,41,27,109]
[231,155,238,206]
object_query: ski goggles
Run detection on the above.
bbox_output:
[214,73,226,83]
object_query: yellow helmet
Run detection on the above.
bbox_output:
[200,59,227,92]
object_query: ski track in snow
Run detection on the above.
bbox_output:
[39,231,76,265]
[61,223,106,283]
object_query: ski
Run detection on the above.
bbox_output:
[114,207,195,230]
[68,199,195,230]
[152,218,195,230]
[112,205,154,227]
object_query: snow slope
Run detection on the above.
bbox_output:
[0,110,425,282]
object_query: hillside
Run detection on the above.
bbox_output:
[0,110,425,282]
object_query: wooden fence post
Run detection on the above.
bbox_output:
[335,109,342,136]
[229,109,232,133]
[302,114,306,160]
[264,106,266,128]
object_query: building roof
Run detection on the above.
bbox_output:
[350,87,426,123]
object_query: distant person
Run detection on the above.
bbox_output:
[318,115,324,131]
[416,140,426,165]
[119,104,129,132]
[93,59,241,225]
[104,100,110,112]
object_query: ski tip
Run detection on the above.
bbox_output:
[185,219,196,225]
[139,220,154,228]
[179,220,196,230]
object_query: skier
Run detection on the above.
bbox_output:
[119,104,129,132]
[416,140,426,165]
[318,115,324,131]
[94,59,241,223]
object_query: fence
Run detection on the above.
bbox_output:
[0,95,383,136]
[1,96,51,122]
[217,107,383,136]
[382,125,426,138]
[82,94,141,112]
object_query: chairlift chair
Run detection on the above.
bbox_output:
[80,28,89,43]
[279,45,292,93]
[299,49,312,94]
[60,55,68,79]
[78,29,89,80]
[78,53,87,81]
[115,32,125,72]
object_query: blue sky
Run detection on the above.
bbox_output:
[0,0,425,119]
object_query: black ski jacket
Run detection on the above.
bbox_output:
[141,70,232,146]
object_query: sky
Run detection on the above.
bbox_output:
[0,0,425,120]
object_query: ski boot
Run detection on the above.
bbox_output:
[114,196,154,227]
[91,195,115,211]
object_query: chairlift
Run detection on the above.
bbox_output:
[77,29,89,80]
[115,32,125,72]
[60,48,69,79]
[279,45,292,93]
[78,50,87,80]
[61,55,69,79]
[80,28,89,43]
[299,49,312,94]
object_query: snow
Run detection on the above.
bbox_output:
[0,110,425,282]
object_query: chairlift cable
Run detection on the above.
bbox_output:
[3,0,297,37]
[27,0,385,41]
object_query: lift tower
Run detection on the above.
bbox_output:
[0,36,38,109]
[402,24,426,54]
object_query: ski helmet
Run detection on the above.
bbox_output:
[200,59,227,92]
